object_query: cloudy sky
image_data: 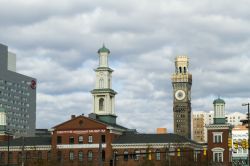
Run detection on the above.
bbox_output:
[1,0,250,133]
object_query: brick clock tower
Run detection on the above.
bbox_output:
[172,56,192,139]
[206,98,232,165]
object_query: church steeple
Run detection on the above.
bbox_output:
[91,45,117,124]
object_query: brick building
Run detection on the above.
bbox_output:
[0,114,206,166]
[206,98,232,166]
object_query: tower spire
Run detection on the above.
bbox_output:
[91,45,117,124]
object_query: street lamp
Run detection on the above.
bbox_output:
[242,103,250,166]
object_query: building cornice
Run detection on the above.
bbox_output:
[206,123,232,130]
[112,142,203,150]
[0,145,51,151]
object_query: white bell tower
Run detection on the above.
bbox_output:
[91,45,117,124]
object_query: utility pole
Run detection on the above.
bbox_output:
[98,137,103,166]
[7,130,9,166]
[112,153,116,166]
[242,103,250,166]
[21,136,24,166]
[168,143,171,166]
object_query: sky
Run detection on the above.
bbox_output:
[0,0,250,133]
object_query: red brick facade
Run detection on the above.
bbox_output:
[0,115,207,166]
[207,125,232,166]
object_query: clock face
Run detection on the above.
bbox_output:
[175,90,186,100]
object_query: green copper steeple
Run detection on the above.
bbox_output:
[98,44,110,54]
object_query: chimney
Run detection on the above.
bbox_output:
[156,128,167,134]
[71,115,76,119]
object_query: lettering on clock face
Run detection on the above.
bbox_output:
[175,90,185,100]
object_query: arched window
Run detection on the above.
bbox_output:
[99,98,104,111]
[102,150,105,161]
[113,150,118,160]
[8,152,13,162]
[156,149,161,160]
[69,151,74,160]
[57,151,62,161]
[26,152,31,160]
[108,78,111,88]
[184,67,187,73]
[179,67,182,73]
[88,150,93,161]
[37,151,42,160]
[47,151,51,161]
[124,150,128,161]
[0,152,4,163]
[78,136,83,144]
[18,152,22,163]
[99,79,104,88]
[78,151,83,162]
[134,150,140,160]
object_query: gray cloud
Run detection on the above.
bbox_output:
[1,0,250,133]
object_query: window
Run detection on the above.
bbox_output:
[135,150,140,160]
[156,149,161,160]
[26,152,31,160]
[37,151,42,160]
[99,79,104,88]
[179,67,182,73]
[88,135,93,143]
[57,151,62,161]
[78,136,83,144]
[99,98,104,111]
[113,150,118,160]
[9,152,13,161]
[57,136,62,144]
[47,151,51,161]
[78,151,83,161]
[102,150,105,161]
[0,152,4,162]
[101,135,105,143]
[124,150,128,161]
[69,151,74,161]
[88,150,93,161]
[184,67,187,73]
[213,152,223,162]
[17,152,22,163]
[213,133,222,143]
[69,136,74,144]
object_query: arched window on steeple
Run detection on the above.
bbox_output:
[99,79,104,88]
[108,78,111,88]
[179,67,182,73]
[99,98,104,111]
[184,67,187,73]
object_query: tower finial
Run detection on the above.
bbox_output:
[98,43,110,54]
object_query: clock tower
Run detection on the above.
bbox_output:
[172,56,192,139]
[91,45,117,124]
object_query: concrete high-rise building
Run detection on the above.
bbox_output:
[193,110,246,143]
[226,112,246,126]
[192,111,214,143]
[172,56,192,139]
[0,43,36,137]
